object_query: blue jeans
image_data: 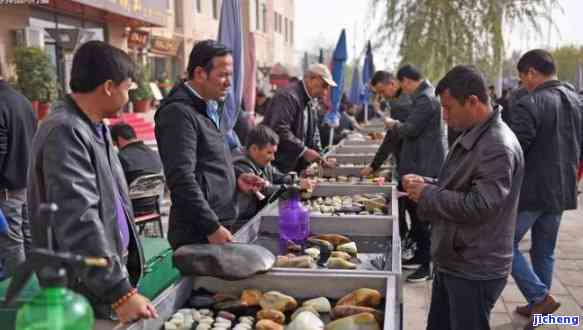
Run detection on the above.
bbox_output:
[511,211,562,305]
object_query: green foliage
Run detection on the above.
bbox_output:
[551,45,583,85]
[371,0,559,82]
[12,47,59,102]
[130,64,153,102]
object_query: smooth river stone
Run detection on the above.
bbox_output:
[327,257,357,270]
[259,291,298,312]
[291,306,320,321]
[336,242,358,256]
[324,313,381,330]
[256,309,286,324]
[331,305,384,323]
[312,234,351,247]
[240,289,263,306]
[337,288,382,308]
[302,297,332,313]
[255,319,284,330]
[287,311,324,330]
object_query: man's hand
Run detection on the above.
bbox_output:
[402,174,426,202]
[321,157,337,169]
[207,225,233,244]
[360,166,374,177]
[384,117,399,129]
[115,293,158,324]
[303,149,321,162]
[237,173,266,193]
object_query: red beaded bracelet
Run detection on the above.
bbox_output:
[111,288,138,310]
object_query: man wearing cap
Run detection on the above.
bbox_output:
[263,64,337,173]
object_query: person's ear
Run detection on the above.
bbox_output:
[103,80,114,97]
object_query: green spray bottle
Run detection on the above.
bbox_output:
[3,204,108,330]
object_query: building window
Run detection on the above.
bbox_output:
[290,20,294,43]
[255,0,260,30]
[196,0,202,13]
[273,12,277,32]
[278,13,282,33]
[212,0,219,19]
[262,4,267,33]
[174,0,183,28]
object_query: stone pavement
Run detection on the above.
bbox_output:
[403,192,583,330]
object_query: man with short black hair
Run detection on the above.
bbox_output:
[263,63,337,173]
[28,40,157,323]
[155,40,264,249]
[0,59,37,278]
[234,125,314,220]
[110,123,163,185]
[385,64,447,282]
[404,65,524,329]
[508,49,583,328]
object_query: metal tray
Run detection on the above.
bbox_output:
[330,153,378,164]
[312,182,394,196]
[334,145,381,154]
[322,164,392,177]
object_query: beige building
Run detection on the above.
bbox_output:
[0,0,168,93]
[0,0,296,93]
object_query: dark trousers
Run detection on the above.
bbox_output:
[398,196,409,239]
[0,190,30,277]
[403,197,431,264]
[427,271,507,330]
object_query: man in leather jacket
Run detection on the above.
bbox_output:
[384,64,447,282]
[403,65,524,329]
[262,64,337,173]
[27,41,157,324]
[508,49,583,329]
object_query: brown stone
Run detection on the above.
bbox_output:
[257,309,286,324]
[240,289,263,306]
[256,319,284,330]
[337,288,382,308]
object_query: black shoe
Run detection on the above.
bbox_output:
[407,265,432,283]
[402,256,423,270]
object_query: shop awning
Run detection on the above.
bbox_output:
[37,0,167,27]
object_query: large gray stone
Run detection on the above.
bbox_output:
[173,243,276,280]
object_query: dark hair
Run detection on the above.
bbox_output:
[371,70,395,86]
[517,49,556,76]
[288,76,299,83]
[488,85,495,90]
[70,41,136,93]
[435,65,489,105]
[397,64,422,81]
[246,125,279,148]
[0,60,3,77]
[110,123,137,141]
[256,89,266,98]
[187,40,232,79]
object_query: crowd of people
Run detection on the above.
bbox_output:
[0,36,582,330]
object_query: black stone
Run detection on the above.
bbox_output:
[188,294,216,309]
[173,243,276,280]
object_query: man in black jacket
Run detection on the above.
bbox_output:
[0,62,37,278]
[384,64,447,282]
[234,125,314,220]
[155,40,264,249]
[403,65,524,330]
[27,41,157,323]
[508,49,583,328]
[263,63,337,173]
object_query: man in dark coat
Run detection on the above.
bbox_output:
[155,40,264,249]
[508,49,583,329]
[0,61,37,278]
[234,125,314,220]
[27,41,157,323]
[262,64,337,173]
[403,65,524,330]
[384,64,447,282]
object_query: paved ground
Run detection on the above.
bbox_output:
[403,192,583,330]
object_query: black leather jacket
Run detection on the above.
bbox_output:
[27,96,144,318]
[262,81,322,173]
[394,80,447,178]
[0,80,37,190]
[508,80,583,212]
[417,109,524,280]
